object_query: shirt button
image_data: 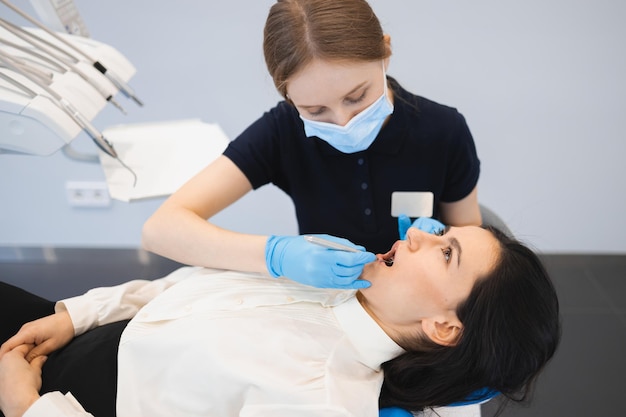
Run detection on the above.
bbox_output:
[364,208,372,216]
[357,158,364,165]
[361,182,368,190]
[286,296,294,302]
[235,298,244,305]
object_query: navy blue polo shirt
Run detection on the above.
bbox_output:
[223,77,480,254]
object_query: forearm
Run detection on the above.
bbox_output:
[141,155,269,272]
[439,186,481,226]
[1,394,38,417]
[56,267,199,335]
[0,388,38,417]
[142,209,269,273]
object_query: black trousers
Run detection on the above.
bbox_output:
[0,282,126,417]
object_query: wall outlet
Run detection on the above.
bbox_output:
[65,181,111,208]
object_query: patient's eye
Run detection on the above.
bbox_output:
[442,247,452,263]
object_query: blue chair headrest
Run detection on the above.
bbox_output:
[379,387,500,416]
[447,387,499,407]
[379,407,413,417]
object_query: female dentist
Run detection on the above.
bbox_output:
[142,0,482,291]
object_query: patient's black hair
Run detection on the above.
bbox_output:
[379,226,561,415]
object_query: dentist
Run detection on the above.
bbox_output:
[142,0,482,290]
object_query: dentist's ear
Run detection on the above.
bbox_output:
[383,34,392,69]
[383,34,392,53]
[422,317,463,347]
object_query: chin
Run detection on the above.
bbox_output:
[361,261,377,276]
[359,263,382,289]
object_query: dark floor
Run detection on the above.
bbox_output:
[0,248,624,417]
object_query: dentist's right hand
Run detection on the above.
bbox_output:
[265,234,376,289]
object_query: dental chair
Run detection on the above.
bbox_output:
[379,204,510,417]
[478,204,513,238]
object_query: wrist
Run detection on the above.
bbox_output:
[264,235,283,278]
[4,392,39,417]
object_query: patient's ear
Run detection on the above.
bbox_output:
[422,317,463,347]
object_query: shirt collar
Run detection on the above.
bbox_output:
[332,295,405,370]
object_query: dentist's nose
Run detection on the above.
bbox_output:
[334,109,355,127]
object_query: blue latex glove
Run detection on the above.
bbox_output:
[398,214,445,240]
[265,234,376,289]
[379,407,413,417]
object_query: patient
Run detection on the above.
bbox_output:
[0,226,560,417]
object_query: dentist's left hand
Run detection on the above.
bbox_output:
[0,344,44,417]
[398,214,445,239]
[265,234,376,289]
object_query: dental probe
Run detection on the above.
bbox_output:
[305,236,393,265]
[304,236,360,252]
[305,235,394,266]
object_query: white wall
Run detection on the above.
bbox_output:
[1,0,624,253]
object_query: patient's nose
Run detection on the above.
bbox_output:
[405,227,436,250]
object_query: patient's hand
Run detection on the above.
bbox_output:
[0,311,74,362]
[0,344,44,417]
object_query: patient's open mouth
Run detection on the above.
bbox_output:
[382,247,395,267]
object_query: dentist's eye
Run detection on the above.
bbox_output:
[345,89,367,105]
[308,107,326,116]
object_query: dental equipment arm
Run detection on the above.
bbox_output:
[0,3,137,158]
[0,0,142,106]
[0,51,116,158]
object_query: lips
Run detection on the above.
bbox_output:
[380,243,398,267]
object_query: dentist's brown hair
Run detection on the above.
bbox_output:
[263,0,390,100]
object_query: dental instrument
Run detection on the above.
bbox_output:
[305,236,394,266]
[0,12,137,157]
[304,235,361,252]
[0,50,117,158]
[0,49,138,185]
[0,17,126,113]
[0,0,143,106]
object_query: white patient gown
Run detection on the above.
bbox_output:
[27,267,405,417]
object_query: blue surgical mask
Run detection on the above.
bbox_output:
[299,63,394,153]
